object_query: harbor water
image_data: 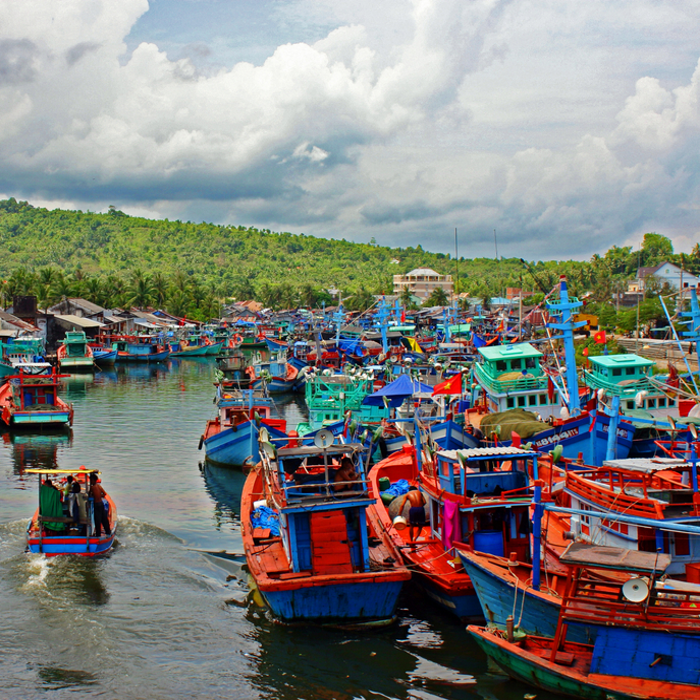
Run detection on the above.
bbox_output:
[0,357,538,700]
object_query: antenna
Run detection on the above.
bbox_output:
[454,227,459,296]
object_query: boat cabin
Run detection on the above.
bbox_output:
[474,343,561,419]
[261,442,374,575]
[583,354,675,415]
[422,446,539,561]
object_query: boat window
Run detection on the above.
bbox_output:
[626,400,634,409]
[539,394,548,405]
[517,396,526,407]
[612,368,621,377]
[506,397,514,409]
[669,398,675,406]
[526,357,536,369]
[658,397,666,407]
[625,367,635,376]
[496,360,507,372]
[510,359,522,371]
[675,532,690,557]
[528,395,537,406]
[647,398,656,408]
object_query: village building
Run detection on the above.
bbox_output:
[392,268,453,301]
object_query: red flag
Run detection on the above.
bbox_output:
[582,347,589,356]
[511,431,522,448]
[401,308,406,323]
[547,376,555,402]
[593,330,607,344]
[432,373,463,395]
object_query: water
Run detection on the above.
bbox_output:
[0,358,544,700]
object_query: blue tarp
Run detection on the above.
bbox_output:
[251,505,280,537]
[362,373,434,408]
[338,339,368,357]
[383,479,410,498]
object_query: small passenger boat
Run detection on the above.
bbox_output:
[25,468,117,556]
[241,433,411,626]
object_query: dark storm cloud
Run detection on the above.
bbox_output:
[66,42,102,66]
[0,39,39,84]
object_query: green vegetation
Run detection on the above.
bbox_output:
[0,197,696,321]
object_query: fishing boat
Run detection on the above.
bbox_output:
[249,351,301,394]
[0,367,73,429]
[468,276,635,466]
[0,337,47,381]
[468,543,700,700]
[170,331,223,357]
[199,388,288,469]
[25,468,117,556]
[241,433,411,626]
[366,441,538,621]
[110,335,170,362]
[57,331,95,372]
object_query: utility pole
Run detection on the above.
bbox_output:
[454,227,459,297]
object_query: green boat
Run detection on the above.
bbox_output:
[296,371,389,436]
[57,331,95,372]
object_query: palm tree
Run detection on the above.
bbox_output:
[425,287,449,307]
[128,275,156,309]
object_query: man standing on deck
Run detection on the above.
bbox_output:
[398,487,427,543]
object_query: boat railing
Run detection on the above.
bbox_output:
[581,368,657,397]
[474,364,547,394]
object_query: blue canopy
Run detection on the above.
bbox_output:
[363,373,434,408]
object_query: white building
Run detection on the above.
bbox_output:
[392,268,453,300]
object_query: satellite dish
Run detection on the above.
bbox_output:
[668,415,677,432]
[689,422,699,440]
[260,441,277,460]
[622,577,650,603]
[314,429,335,449]
[259,427,270,443]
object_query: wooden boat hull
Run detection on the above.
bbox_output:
[456,547,597,644]
[92,349,118,365]
[468,625,700,700]
[242,467,409,626]
[256,576,406,625]
[203,419,288,468]
[58,358,94,371]
[8,408,73,428]
[116,350,170,362]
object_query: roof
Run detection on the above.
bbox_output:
[53,314,104,328]
[478,342,542,361]
[0,310,38,331]
[602,457,689,473]
[560,542,671,574]
[439,446,538,460]
[590,353,654,368]
[405,268,442,277]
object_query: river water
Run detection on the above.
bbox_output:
[0,358,539,700]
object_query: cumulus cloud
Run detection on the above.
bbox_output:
[1,0,700,259]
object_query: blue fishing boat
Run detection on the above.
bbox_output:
[468,543,700,700]
[241,436,411,625]
[199,389,288,469]
[111,335,170,362]
[25,468,116,556]
[250,351,300,394]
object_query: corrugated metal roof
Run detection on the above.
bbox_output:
[440,446,536,459]
[54,314,104,328]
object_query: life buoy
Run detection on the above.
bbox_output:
[233,334,243,345]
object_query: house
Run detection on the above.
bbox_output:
[635,262,700,292]
[392,268,453,300]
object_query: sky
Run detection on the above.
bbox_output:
[1,0,700,261]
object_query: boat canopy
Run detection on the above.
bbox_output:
[25,468,100,475]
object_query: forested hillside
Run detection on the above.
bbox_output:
[1,197,697,320]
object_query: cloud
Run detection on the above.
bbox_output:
[1,0,700,260]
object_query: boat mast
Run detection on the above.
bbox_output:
[545,275,585,416]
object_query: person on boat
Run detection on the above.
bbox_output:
[398,487,427,543]
[89,472,111,537]
[62,475,74,501]
[334,457,358,492]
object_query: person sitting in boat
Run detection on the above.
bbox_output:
[334,457,359,492]
[89,472,111,537]
[398,487,427,543]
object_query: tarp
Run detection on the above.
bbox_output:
[363,373,433,408]
[480,408,550,440]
